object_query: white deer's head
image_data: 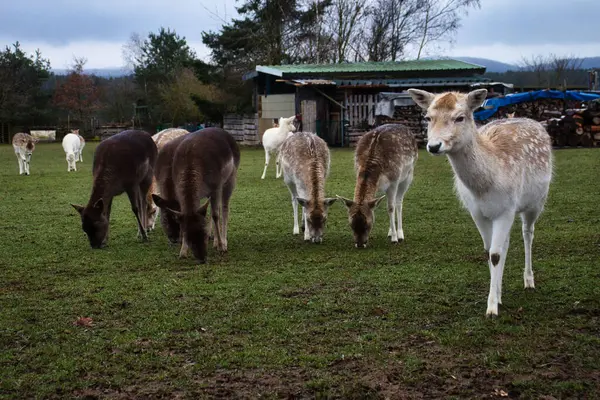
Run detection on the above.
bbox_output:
[408,89,487,155]
[278,115,297,133]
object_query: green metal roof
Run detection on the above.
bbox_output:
[253,59,485,77]
[334,76,492,87]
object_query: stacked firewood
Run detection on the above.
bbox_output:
[376,106,427,147]
[481,99,600,148]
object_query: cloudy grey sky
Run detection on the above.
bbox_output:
[1,0,599,69]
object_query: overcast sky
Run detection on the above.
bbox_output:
[1,0,599,69]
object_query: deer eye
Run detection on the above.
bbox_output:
[424,116,431,122]
[455,116,465,123]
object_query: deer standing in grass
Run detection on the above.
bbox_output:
[71,130,157,248]
[151,134,188,244]
[146,128,190,230]
[408,88,553,317]
[261,115,297,180]
[337,124,418,248]
[278,132,336,243]
[62,133,82,172]
[12,133,38,175]
[152,128,240,263]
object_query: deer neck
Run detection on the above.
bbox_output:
[446,126,495,196]
[353,167,380,204]
[306,160,325,205]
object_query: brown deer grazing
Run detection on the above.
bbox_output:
[337,124,418,248]
[151,134,189,244]
[71,130,158,248]
[146,128,190,230]
[152,128,240,263]
[278,132,337,243]
[12,132,38,175]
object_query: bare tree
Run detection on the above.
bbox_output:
[121,33,145,71]
[415,0,480,60]
[520,55,550,88]
[549,54,585,89]
[327,0,369,63]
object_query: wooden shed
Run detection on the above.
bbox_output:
[242,59,502,146]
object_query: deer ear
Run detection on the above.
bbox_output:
[198,199,210,216]
[323,197,337,207]
[93,198,104,210]
[368,195,386,209]
[336,195,354,209]
[71,203,84,215]
[467,89,488,111]
[152,194,167,209]
[407,89,435,110]
[296,198,309,208]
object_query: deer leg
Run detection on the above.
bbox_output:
[220,178,235,251]
[303,207,311,242]
[24,158,30,175]
[395,178,411,242]
[472,210,493,255]
[486,212,515,317]
[276,155,282,178]
[386,184,399,243]
[521,209,541,289]
[126,188,148,241]
[17,155,24,175]
[210,192,225,252]
[261,149,270,180]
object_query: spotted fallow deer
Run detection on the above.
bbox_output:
[12,132,38,175]
[152,128,240,263]
[145,128,190,230]
[337,124,418,248]
[278,132,336,243]
[408,88,553,317]
[71,130,158,248]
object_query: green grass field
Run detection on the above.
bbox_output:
[0,142,598,399]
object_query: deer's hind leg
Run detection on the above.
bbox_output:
[219,175,237,252]
[210,189,225,252]
[126,185,148,241]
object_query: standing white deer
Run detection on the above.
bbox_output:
[408,88,553,317]
[260,115,296,180]
[62,133,82,172]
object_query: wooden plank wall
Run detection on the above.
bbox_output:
[345,94,376,127]
[223,113,259,145]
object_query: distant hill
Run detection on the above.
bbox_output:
[52,67,131,77]
[454,57,519,73]
[455,56,600,73]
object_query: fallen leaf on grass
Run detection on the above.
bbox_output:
[73,317,93,327]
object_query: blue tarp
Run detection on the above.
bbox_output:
[474,90,600,121]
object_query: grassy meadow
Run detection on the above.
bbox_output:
[0,142,598,399]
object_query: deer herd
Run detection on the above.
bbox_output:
[9,89,554,317]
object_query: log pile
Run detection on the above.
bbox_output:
[374,106,427,147]
[223,113,259,145]
[480,98,600,148]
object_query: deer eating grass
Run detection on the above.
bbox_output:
[408,88,553,317]
[62,133,82,172]
[152,128,240,263]
[278,132,336,243]
[151,134,189,244]
[71,130,158,248]
[337,124,418,248]
[146,128,190,230]
[261,115,297,180]
[12,133,38,175]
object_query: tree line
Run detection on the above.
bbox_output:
[2,0,596,139]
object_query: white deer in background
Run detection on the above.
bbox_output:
[62,133,82,172]
[408,88,553,317]
[260,115,297,180]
